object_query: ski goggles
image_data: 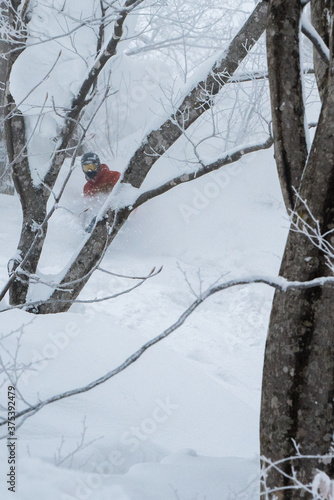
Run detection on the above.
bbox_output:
[82,163,99,173]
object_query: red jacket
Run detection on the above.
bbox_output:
[83,164,121,196]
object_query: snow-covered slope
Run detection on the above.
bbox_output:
[0,144,288,499]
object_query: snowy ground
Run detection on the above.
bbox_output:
[0,146,289,499]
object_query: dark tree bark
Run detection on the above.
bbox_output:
[266,0,308,211]
[261,2,334,497]
[311,0,331,102]
[3,0,50,304]
[0,1,14,195]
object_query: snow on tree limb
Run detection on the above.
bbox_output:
[301,12,330,66]
[3,272,334,429]
[121,0,268,189]
[0,265,162,313]
[262,455,334,498]
[312,471,334,500]
[36,1,270,312]
[133,136,274,209]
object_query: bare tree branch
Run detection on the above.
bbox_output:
[0,265,162,313]
[133,136,273,209]
[301,14,330,65]
[2,272,334,430]
[121,0,268,189]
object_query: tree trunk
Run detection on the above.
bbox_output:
[311,0,330,102]
[265,0,308,211]
[0,1,14,195]
[261,2,334,497]
[5,92,49,305]
[4,0,50,305]
[9,201,48,306]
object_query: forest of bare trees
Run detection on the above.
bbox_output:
[1,0,334,498]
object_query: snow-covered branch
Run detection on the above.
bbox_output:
[133,136,274,209]
[121,0,268,189]
[228,67,315,83]
[0,265,162,313]
[301,13,330,66]
[289,190,334,274]
[2,272,334,430]
[261,455,334,499]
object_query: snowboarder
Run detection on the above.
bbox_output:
[81,152,121,196]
